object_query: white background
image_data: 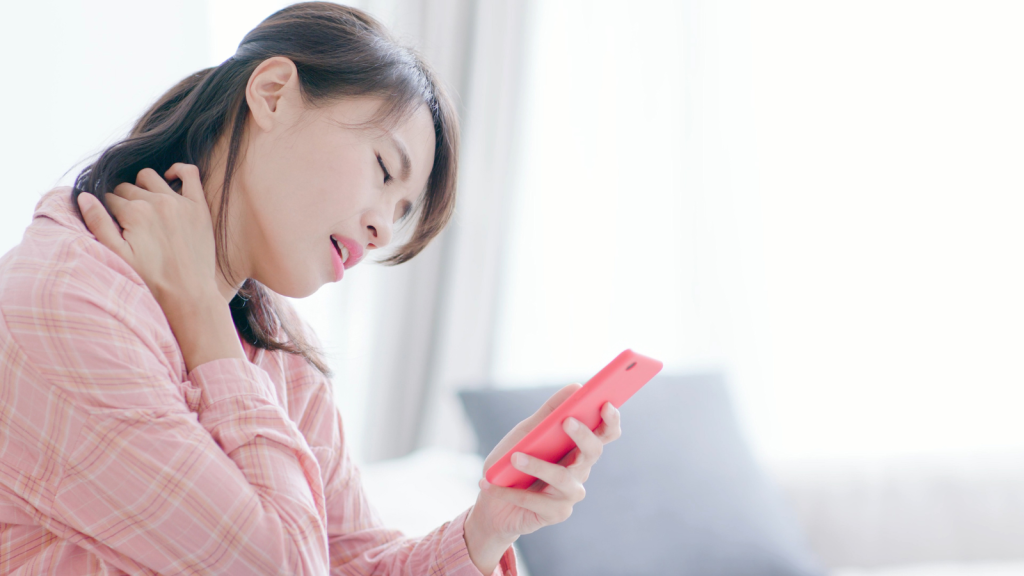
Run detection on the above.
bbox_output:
[493,0,1024,461]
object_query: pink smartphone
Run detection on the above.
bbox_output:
[484,349,664,489]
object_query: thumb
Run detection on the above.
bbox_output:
[519,382,582,431]
[482,381,584,476]
[77,192,131,261]
[534,383,581,419]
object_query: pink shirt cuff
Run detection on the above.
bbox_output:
[446,507,519,576]
[187,357,279,411]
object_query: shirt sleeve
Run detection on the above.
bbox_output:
[8,271,330,574]
[324,447,519,576]
[275,310,518,576]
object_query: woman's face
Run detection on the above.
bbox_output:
[225,57,436,299]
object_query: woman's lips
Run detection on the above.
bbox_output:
[329,235,365,282]
[331,235,365,269]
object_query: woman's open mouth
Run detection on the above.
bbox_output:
[331,236,350,264]
[329,234,364,282]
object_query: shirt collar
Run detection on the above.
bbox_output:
[33,186,94,237]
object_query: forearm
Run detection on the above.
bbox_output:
[326,501,516,576]
[464,504,517,576]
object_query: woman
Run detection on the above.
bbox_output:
[0,3,622,575]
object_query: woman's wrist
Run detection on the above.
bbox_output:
[168,292,246,373]
[464,504,516,575]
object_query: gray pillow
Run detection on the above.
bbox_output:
[458,373,824,576]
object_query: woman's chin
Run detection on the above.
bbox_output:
[260,274,323,300]
[295,279,327,299]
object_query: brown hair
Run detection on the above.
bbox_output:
[69,2,460,377]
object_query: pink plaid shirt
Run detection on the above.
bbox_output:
[0,186,517,576]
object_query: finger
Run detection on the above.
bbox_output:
[520,383,582,431]
[481,382,585,473]
[110,182,152,202]
[552,447,592,484]
[592,402,622,443]
[132,167,176,197]
[562,416,604,471]
[556,446,580,468]
[164,163,204,203]
[77,192,131,261]
[479,478,575,524]
[510,452,586,502]
[102,192,144,227]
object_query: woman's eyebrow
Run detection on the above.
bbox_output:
[390,135,412,182]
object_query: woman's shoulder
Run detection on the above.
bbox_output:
[0,186,168,343]
[0,187,188,413]
[4,186,142,278]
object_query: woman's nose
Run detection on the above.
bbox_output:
[365,213,393,249]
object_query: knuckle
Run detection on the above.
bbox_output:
[172,162,200,178]
[134,201,154,218]
[152,193,173,208]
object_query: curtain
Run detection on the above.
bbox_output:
[343,0,532,461]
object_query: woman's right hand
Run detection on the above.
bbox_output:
[77,164,245,372]
[77,164,219,306]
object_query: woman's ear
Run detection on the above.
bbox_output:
[245,56,301,133]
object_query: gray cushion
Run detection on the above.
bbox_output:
[458,373,824,576]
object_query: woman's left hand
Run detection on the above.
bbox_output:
[465,383,622,548]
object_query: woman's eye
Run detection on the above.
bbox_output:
[376,153,393,185]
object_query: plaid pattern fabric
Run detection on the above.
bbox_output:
[0,187,516,576]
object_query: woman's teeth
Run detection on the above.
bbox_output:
[333,237,350,264]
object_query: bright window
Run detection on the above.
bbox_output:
[493,0,1024,461]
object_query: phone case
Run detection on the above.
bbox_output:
[484,349,664,489]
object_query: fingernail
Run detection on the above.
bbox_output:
[565,418,579,432]
[479,477,491,490]
[514,453,529,467]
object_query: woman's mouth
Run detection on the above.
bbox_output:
[329,235,364,282]
[331,236,350,264]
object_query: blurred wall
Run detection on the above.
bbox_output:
[0,1,209,253]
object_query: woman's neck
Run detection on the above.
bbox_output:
[203,132,252,305]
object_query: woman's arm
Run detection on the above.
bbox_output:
[323,445,516,576]
[4,267,330,574]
